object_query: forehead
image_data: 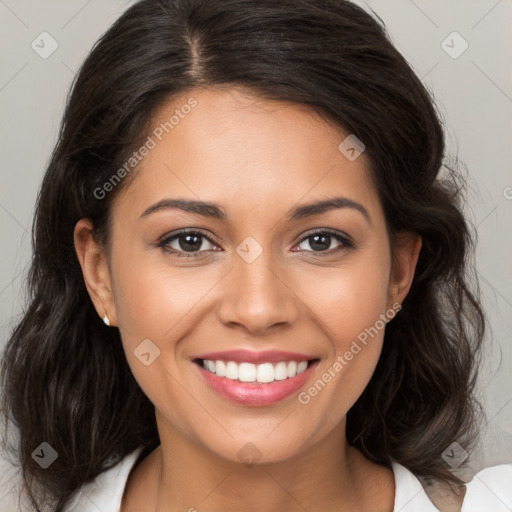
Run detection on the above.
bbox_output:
[113,87,383,227]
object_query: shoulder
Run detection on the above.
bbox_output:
[461,464,512,512]
[64,447,145,512]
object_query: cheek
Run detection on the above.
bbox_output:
[110,250,201,433]
[292,248,391,425]
[108,247,199,387]
[297,250,391,348]
[111,245,215,343]
[108,246,230,425]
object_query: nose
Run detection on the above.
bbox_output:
[217,250,300,335]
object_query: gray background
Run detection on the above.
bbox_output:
[1,0,511,509]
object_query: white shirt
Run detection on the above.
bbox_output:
[54,448,511,511]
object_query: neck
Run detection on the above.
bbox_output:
[125,418,395,512]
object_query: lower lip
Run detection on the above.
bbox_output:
[195,361,318,407]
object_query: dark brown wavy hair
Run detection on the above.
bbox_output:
[1,0,485,510]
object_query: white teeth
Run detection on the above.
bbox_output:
[286,361,297,377]
[238,362,256,382]
[297,361,308,374]
[201,359,311,383]
[215,360,226,377]
[274,362,288,381]
[225,361,239,380]
[257,363,274,383]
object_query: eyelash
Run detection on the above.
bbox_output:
[157,230,220,259]
[297,229,353,253]
[157,228,353,259]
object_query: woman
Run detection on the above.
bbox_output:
[1,0,510,511]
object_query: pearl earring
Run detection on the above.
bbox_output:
[102,314,110,326]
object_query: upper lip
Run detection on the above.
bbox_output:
[194,349,316,364]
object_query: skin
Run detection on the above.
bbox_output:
[74,86,422,512]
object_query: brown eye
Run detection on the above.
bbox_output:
[158,230,220,257]
[293,230,352,253]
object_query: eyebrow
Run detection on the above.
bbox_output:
[140,198,227,220]
[140,196,371,224]
[289,197,371,224]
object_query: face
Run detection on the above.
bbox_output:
[76,86,420,465]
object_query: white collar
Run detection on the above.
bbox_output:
[391,461,439,511]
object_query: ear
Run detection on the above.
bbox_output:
[387,231,422,308]
[73,218,117,326]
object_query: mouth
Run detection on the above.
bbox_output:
[192,351,320,406]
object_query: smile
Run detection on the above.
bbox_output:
[193,350,319,406]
